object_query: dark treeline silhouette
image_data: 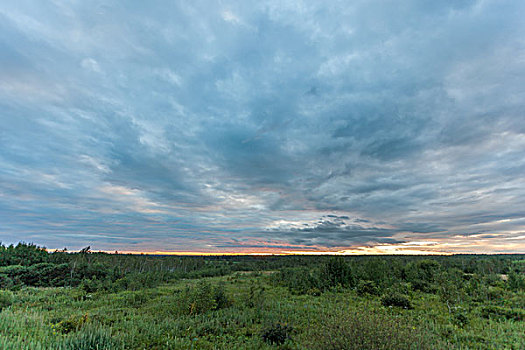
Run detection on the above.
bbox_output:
[1,242,524,296]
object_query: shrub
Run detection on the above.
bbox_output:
[80,278,104,293]
[189,282,216,314]
[307,287,322,296]
[308,307,439,350]
[486,286,505,301]
[0,274,13,289]
[0,263,71,287]
[453,310,469,328]
[212,282,231,309]
[0,265,27,279]
[480,306,525,321]
[274,267,321,295]
[180,281,231,315]
[381,292,412,309]
[261,323,293,345]
[0,290,14,311]
[484,274,505,288]
[0,242,48,267]
[507,271,525,291]
[359,258,391,287]
[320,257,354,289]
[244,282,265,308]
[404,259,440,293]
[113,272,162,291]
[55,314,89,334]
[357,280,380,296]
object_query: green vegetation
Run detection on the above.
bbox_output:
[0,242,524,349]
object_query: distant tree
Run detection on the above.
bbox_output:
[437,268,465,313]
[404,259,441,292]
[321,257,354,288]
[0,242,48,267]
[508,271,525,291]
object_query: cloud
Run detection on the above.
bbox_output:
[0,0,524,253]
[81,58,101,73]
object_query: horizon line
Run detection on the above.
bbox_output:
[44,248,525,256]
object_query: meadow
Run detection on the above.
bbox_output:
[0,243,524,349]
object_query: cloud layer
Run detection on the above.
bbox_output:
[1,1,524,253]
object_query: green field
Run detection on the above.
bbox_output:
[0,244,524,349]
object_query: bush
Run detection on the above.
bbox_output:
[404,259,440,293]
[0,242,48,267]
[0,265,27,278]
[381,292,412,309]
[55,314,89,334]
[320,257,354,289]
[114,272,162,291]
[486,286,505,301]
[261,323,293,345]
[307,287,322,296]
[507,271,525,291]
[453,310,469,328]
[0,290,14,311]
[359,259,391,287]
[274,267,321,295]
[484,274,505,288]
[0,274,13,289]
[212,282,231,309]
[0,263,71,287]
[480,306,525,321]
[80,278,104,293]
[244,282,265,308]
[187,282,216,315]
[357,280,380,296]
[309,306,439,350]
[179,281,231,315]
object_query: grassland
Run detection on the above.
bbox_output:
[0,244,524,349]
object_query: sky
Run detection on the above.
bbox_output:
[1,0,525,254]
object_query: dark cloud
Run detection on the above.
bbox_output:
[263,216,409,247]
[0,1,524,253]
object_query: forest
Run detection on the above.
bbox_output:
[0,242,524,349]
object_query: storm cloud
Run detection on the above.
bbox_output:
[1,1,524,253]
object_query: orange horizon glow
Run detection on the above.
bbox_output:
[45,238,525,256]
[54,249,525,256]
[47,246,469,256]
